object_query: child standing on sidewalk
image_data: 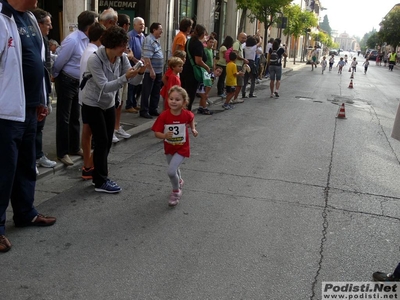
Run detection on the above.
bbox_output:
[160,57,184,111]
[223,51,243,109]
[152,86,198,207]
[362,58,369,74]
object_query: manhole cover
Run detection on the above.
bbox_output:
[295,96,314,101]
[329,95,354,104]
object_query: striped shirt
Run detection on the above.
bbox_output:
[142,33,163,74]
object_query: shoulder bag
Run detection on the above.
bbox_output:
[186,39,212,87]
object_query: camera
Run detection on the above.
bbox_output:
[133,60,144,70]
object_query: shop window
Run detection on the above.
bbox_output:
[180,0,197,21]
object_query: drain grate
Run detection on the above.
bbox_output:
[295,96,314,101]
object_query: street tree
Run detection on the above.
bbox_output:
[360,29,377,52]
[379,8,400,50]
[319,15,332,36]
[366,32,383,50]
[282,4,318,64]
[311,31,334,56]
[236,0,292,51]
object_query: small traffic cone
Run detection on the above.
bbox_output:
[350,71,354,79]
[336,103,346,119]
[348,80,354,88]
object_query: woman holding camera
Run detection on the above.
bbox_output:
[81,26,145,193]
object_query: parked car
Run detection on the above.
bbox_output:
[329,49,338,55]
[368,50,378,60]
[364,49,374,58]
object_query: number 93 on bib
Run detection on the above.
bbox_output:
[164,124,186,145]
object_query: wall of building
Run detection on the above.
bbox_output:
[57,0,299,56]
[62,0,87,40]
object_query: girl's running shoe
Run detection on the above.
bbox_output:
[169,189,182,207]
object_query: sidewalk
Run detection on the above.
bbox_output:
[38,60,303,179]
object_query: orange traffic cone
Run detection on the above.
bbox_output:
[350,71,354,79]
[348,80,354,88]
[336,103,346,119]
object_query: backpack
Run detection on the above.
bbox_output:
[269,49,280,65]
[225,47,233,62]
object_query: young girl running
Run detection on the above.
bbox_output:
[320,56,327,74]
[337,57,345,74]
[329,54,335,71]
[152,86,198,207]
[362,59,369,74]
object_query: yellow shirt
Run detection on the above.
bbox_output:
[226,61,237,87]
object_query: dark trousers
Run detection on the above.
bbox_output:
[82,104,115,187]
[126,83,142,109]
[140,72,162,114]
[216,65,226,95]
[0,108,39,234]
[55,72,81,158]
[181,75,199,111]
[36,118,45,159]
[242,60,256,96]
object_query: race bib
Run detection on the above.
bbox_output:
[164,124,186,145]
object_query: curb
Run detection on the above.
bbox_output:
[36,66,295,180]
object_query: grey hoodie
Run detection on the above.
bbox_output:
[81,45,142,109]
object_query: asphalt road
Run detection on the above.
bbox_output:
[3,58,400,300]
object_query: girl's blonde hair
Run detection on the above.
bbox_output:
[173,50,186,60]
[168,85,189,106]
[168,57,184,69]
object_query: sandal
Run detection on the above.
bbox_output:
[0,235,11,253]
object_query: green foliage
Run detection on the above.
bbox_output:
[319,15,332,36]
[379,8,400,47]
[282,4,318,38]
[236,0,293,30]
[366,32,383,49]
[359,29,377,51]
[311,31,332,47]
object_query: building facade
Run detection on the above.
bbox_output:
[334,32,358,51]
[37,0,327,64]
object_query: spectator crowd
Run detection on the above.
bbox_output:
[0,0,287,252]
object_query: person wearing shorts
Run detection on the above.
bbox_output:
[311,46,318,70]
[223,51,243,109]
[268,39,286,98]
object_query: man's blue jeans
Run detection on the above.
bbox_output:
[0,108,39,235]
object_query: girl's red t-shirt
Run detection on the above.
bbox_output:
[152,109,194,157]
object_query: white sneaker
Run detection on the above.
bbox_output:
[37,155,57,168]
[112,133,120,143]
[35,166,39,175]
[231,98,244,104]
[115,126,131,139]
